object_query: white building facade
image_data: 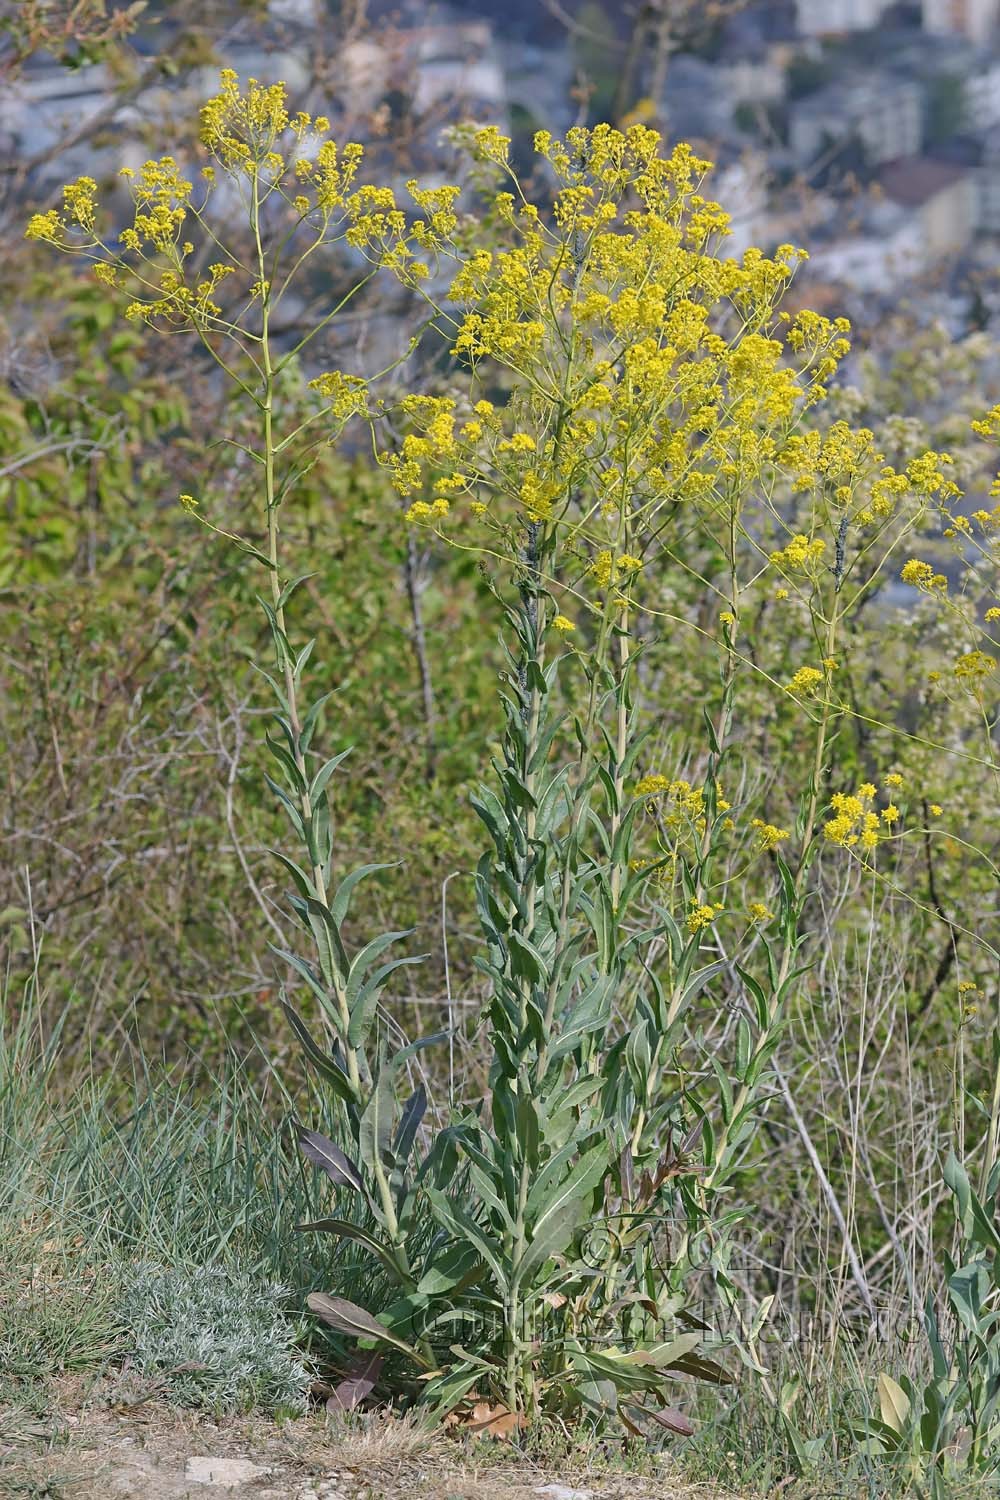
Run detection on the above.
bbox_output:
[922,0,1000,44]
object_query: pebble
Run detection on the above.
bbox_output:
[534,1487,594,1500]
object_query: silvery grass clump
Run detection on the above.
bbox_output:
[118,1263,311,1414]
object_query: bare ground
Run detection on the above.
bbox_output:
[0,1389,730,1500]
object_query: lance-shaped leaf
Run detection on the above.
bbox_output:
[293,1123,365,1193]
[296,1217,411,1286]
[281,1002,357,1104]
[330,862,401,927]
[424,1185,508,1293]
[877,1372,911,1436]
[358,1066,395,1175]
[307,1293,429,1365]
[393,1084,427,1166]
[310,746,353,804]
[518,1143,609,1285]
[347,950,427,1049]
[303,896,350,990]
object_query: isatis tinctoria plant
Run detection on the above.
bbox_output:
[25,70,465,1377]
[375,122,894,1413]
[377,121,998,1424]
[29,74,984,1434]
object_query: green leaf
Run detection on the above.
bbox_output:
[735,1014,752,1078]
[348,952,426,1048]
[300,691,334,751]
[424,1185,508,1293]
[358,1067,395,1175]
[310,746,353,804]
[518,1197,585,1285]
[521,1144,608,1284]
[347,931,415,1006]
[949,1261,989,1332]
[281,1001,356,1103]
[275,570,317,612]
[417,1242,483,1297]
[330,862,400,927]
[877,1372,911,1436]
[270,851,314,901]
[296,1218,407,1284]
[507,929,545,982]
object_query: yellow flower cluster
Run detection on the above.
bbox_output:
[308,370,370,421]
[26,72,435,335]
[972,405,1000,438]
[372,121,858,582]
[687,899,724,934]
[823,781,900,852]
[901,559,948,592]
[954,650,996,681]
[786,665,824,695]
[634,775,712,836]
[383,396,459,496]
[771,534,826,571]
[748,902,775,922]
[404,498,450,523]
[199,69,290,168]
[750,819,789,851]
[591,551,643,588]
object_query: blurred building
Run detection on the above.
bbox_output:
[789,73,923,166]
[795,0,892,34]
[976,126,1000,228]
[879,155,978,254]
[922,0,1000,44]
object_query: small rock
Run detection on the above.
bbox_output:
[185,1456,273,1489]
[535,1487,594,1500]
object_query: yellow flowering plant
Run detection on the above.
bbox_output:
[25,71,478,1387]
[371,120,911,1416]
[26,70,1000,1454]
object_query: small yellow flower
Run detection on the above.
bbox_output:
[25,209,62,241]
[635,774,671,797]
[687,900,722,934]
[751,819,789,851]
[930,804,943,817]
[883,773,904,789]
[748,902,774,922]
[787,665,823,695]
[901,559,947,592]
[552,615,575,633]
